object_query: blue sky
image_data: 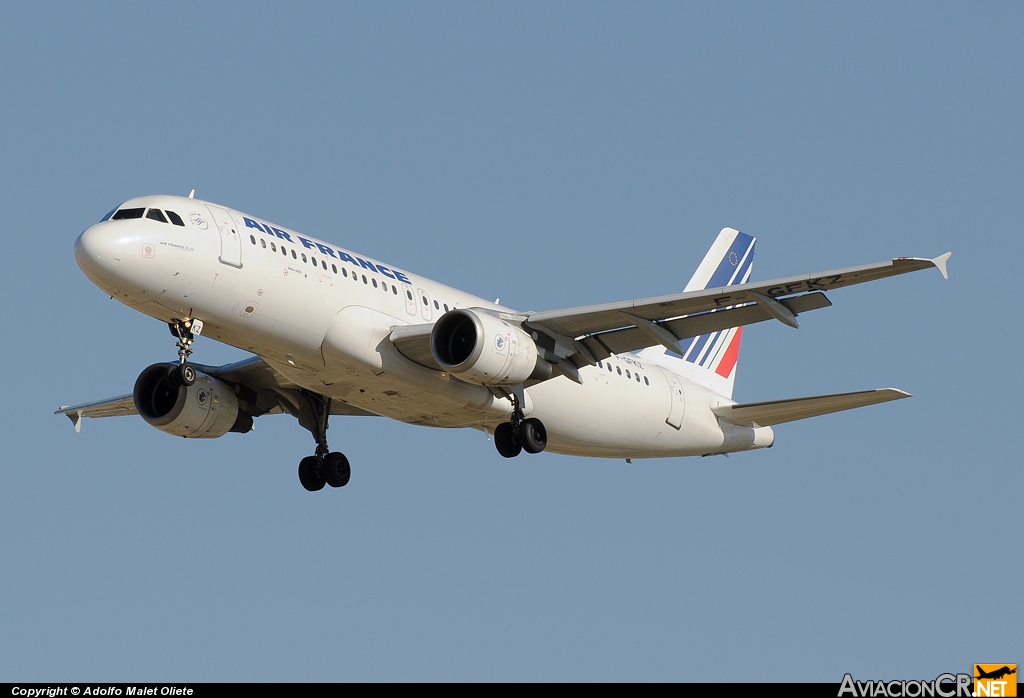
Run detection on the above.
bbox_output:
[1,2,1020,681]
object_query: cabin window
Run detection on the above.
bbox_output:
[597,361,603,369]
[616,367,622,375]
[260,238,266,248]
[249,235,256,245]
[607,363,613,372]
[635,373,641,382]
[444,304,449,312]
[112,208,145,220]
[362,275,368,284]
[406,290,413,300]
[271,242,277,252]
[372,278,378,288]
[146,209,168,223]
[166,210,185,226]
[332,264,337,273]
[322,260,327,270]
[301,253,307,263]
[422,296,428,306]
[644,376,649,385]
[392,286,398,295]
[291,250,297,259]
[625,369,631,379]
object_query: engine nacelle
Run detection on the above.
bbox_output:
[133,363,251,438]
[431,309,549,386]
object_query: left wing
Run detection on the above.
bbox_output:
[523,253,951,367]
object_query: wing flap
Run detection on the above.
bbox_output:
[578,291,832,359]
[712,388,911,427]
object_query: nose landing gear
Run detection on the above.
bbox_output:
[168,318,203,386]
[493,388,547,458]
[296,391,351,492]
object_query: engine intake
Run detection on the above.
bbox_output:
[431,309,550,386]
[133,363,251,438]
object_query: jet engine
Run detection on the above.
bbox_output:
[430,309,551,386]
[133,363,252,438]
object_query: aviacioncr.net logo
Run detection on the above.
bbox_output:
[839,673,973,698]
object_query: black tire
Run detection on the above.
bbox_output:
[494,422,522,458]
[521,418,547,454]
[298,456,325,491]
[323,452,351,488]
[179,363,196,386]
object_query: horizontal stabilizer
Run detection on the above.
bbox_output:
[712,388,911,427]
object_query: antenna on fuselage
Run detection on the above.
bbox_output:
[188,189,195,199]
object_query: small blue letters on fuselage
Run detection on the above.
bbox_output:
[243,216,411,284]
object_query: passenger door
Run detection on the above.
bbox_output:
[206,205,242,268]
[662,370,685,429]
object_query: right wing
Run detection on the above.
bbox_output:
[56,395,136,432]
[56,355,378,432]
[712,388,911,427]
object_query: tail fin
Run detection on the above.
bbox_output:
[639,227,755,399]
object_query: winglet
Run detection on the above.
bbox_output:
[932,252,952,280]
[65,409,83,433]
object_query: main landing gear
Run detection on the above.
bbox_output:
[167,318,202,387]
[296,391,350,492]
[493,389,547,458]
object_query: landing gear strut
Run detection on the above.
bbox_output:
[297,391,350,491]
[168,318,201,386]
[494,388,547,458]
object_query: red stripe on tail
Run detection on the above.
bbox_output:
[715,327,743,378]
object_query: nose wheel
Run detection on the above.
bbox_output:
[296,391,351,491]
[493,389,547,458]
[168,318,202,386]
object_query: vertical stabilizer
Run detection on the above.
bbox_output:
[638,228,754,399]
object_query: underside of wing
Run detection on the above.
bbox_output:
[525,253,950,364]
[712,388,912,427]
[56,355,379,432]
[56,395,137,432]
[388,323,443,371]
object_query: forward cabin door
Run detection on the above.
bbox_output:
[206,205,242,268]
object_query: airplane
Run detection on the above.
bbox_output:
[58,193,952,491]
[976,666,1016,681]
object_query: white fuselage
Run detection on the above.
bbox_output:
[75,195,773,459]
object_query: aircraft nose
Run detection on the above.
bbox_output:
[75,222,124,278]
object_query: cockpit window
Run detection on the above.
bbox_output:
[165,210,185,226]
[146,208,168,223]
[100,207,117,222]
[111,208,145,220]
